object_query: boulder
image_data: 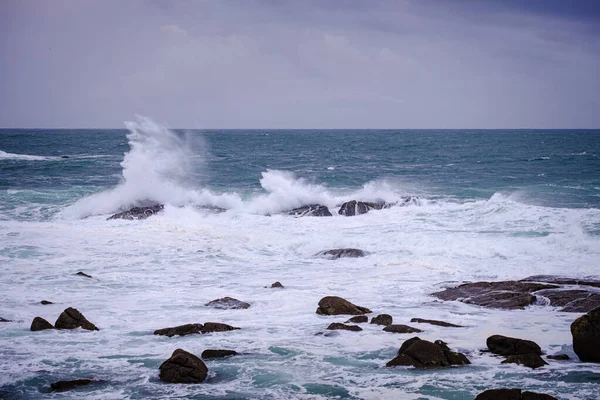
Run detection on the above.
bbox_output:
[270,281,284,288]
[547,354,569,360]
[486,335,542,356]
[326,323,362,332]
[570,305,600,362]
[31,317,54,331]
[410,318,463,327]
[75,271,92,278]
[201,322,240,333]
[370,314,393,326]
[501,353,548,369]
[338,200,390,216]
[316,249,365,259]
[154,323,204,337]
[474,389,557,400]
[50,379,93,392]
[54,307,98,331]
[386,337,470,368]
[205,297,250,309]
[201,349,238,359]
[287,204,332,217]
[107,204,164,221]
[383,324,422,334]
[40,300,53,305]
[345,315,368,323]
[159,349,208,384]
[316,296,372,315]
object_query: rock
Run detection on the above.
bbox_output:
[486,335,542,356]
[54,307,98,331]
[154,323,204,337]
[316,248,365,259]
[501,353,548,369]
[535,289,600,312]
[205,297,250,309]
[270,281,284,288]
[287,204,332,217]
[547,353,569,360]
[410,318,463,327]
[201,322,240,333]
[0,317,12,322]
[521,392,558,400]
[338,200,390,216]
[60,155,70,159]
[370,314,393,326]
[521,275,600,288]
[383,324,422,334]
[107,204,164,221]
[201,349,238,359]
[345,315,368,323]
[31,317,54,331]
[50,379,93,391]
[159,349,208,384]
[386,337,470,368]
[571,305,600,362]
[75,271,92,278]
[316,296,372,315]
[314,331,339,337]
[326,323,362,332]
[40,300,53,305]
[474,389,557,400]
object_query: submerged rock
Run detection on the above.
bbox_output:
[316,296,372,316]
[486,335,542,356]
[201,322,240,333]
[346,315,368,323]
[54,307,98,331]
[287,204,332,217]
[40,300,53,305]
[107,204,164,221]
[201,349,238,359]
[316,248,365,259]
[474,389,557,400]
[383,324,422,334]
[370,314,393,326]
[31,317,54,331]
[0,317,12,322]
[571,305,600,362]
[386,337,470,368]
[501,353,548,369]
[269,281,284,288]
[410,318,463,328]
[159,349,208,384]
[326,323,362,332]
[205,297,250,309]
[75,271,92,278]
[50,379,93,392]
[547,353,570,360]
[154,323,204,337]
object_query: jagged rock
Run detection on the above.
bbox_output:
[201,349,238,359]
[287,204,332,217]
[316,296,371,315]
[205,297,250,309]
[501,353,548,369]
[159,349,208,383]
[154,323,204,337]
[370,314,393,326]
[346,315,368,323]
[201,322,240,333]
[50,379,93,391]
[338,200,391,216]
[270,281,284,288]
[547,354,569,360]
[327,323,362,332]
[316,248,365,259]
[486,335,541,356]
[31,317,54,331]
[383,324,422,334]
[474,389,557,400]
[107,204,164,221]
[0,317,12,322]
[535,289,600,312]
[386,337,470,368]
[54,307,98,331]
[521,275,600,288]
[571,305,600,362]
[410,318,463,327]
[40,300,53,305]
[75,271,92,278]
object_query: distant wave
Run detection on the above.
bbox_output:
[0,150,60,161]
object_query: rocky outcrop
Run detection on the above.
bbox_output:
[107,204,164,221]
[486,335,542,356]
[55,308,98,331]
[40,300,53,305]
[521,275,600,288]
[316,296,371,315]
[75,271,92,278]
[205,297,250,309]
[287,204,332,217]
[386,337,470,368]
[50,379,94,392]
[316,249,365,259]
[501,353,547,369]
[327,323,362,332]
[474,389,557,400]
[201,322,240,333]
[201,349,238,359]
[31,317,54,331]
[337,200,396,216]
[383,324,422,334]
[346,315,368,323]
[269,281,284,288]
[571,305,600,362]
[371,314,392,326]
[535,289,600,312]
[159,349,208,383]
[410,318,463,328]
[154,324,204,337]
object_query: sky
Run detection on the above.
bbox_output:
[1,0,600,129]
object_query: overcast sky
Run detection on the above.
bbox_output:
[1,0,600,128]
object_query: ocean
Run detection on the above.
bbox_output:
[1,117,599,399]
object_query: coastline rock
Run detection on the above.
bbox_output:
[31,317,54,331]
[535,289,600,312]
[501,353,548,369]
[346,315,368,323]
[269,281,284,288]
[201,349,238,359]
[316,296,372,316]
[40,300,53,305]
[107,204,164,221]
[338,200,391,216]
[159,349,208,384]
[474,389,557,400]
[547,354,569,360]
[370,314,393,326]
[55,307,98,331]
[154,323,204,337]
[570,305,600,362]
[327,323,362,332]
[287,204,332,217]
[0,317,12,322]
[50,379,93,392]
[521,275,600,288]
[205,297,250,309]
[75,271,92,278]
[201,322,240,333]
[486,335,542,356]
[386,337,470,368]
[316,248,365,259]
[410,318,463,327]
[383,324,422,334]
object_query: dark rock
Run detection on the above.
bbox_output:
[314,331,339,337]
[107,204,164,221]
[287,204,332,217]
[154,323,204,337]
[270,281,284,288]
[535,289,600,312]
[370,314,393,326]
[0,317,12,322]
[201,349,238,359]
[316,296,372,315]
[316,248,365,259]
[522,392,558,400]
[50,379,93,391]
[571,305,600,362]
[345,315,368,323]
[60,155,70,159]
[338,200,391,216]
[547,353,570,360]
[326,323,362,332]
[486,335,541,356]
[501,353,548,369]
[410,318,463,327]
[75,271,92,278]
[386,337,470,368]
[383,324,422,334]
[40,300,53,305]
[31,317,54,331]
[54,307,98,331]
[398,337,422,355]
[474,389,557,400]
[521,275,600,288]
[205,297,250,309]
[201,322,240,333]
[159,349,208,384]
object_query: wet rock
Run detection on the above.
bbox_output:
[75,271,92,278]
[386,337,470,368]
[410,318,463,327]
[383,324,422,334]
[31,317,54,331]
[547,353,569,360]
[50,379,93,391]
[316,296,372,316]
[205,297,250,309]
[370,314,393,326]
[154,323,204,337]
[201,349,238,359]
[521,275,600,288]
[571,305,600,362]
[327,323,362,332]
[338,200,391,216]
[486,335,542,356]
[287,204,332,217]
[201,322,240,333]
[474,389,557,400]
[535,289,600,312]
[54,307,98,331]
[159,349,208,384]
[269,281,284,288]
[40,300,53,305]
[345,315,368,323]
[107,204,164,221]
[0,317,12,322]
[501,353,548,369]
[314,331,339,337]
[60,155,70,159]
[316,248,365,259]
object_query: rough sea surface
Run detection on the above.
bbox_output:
[1,117,599,399]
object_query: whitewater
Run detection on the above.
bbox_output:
[1,118,599,399]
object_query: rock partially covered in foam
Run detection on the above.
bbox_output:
[338,200,387,216]
[205,297,250,309]
[386,337,470,368]
[154,323,204,337]
[316,296,371,315]
[287,204,332,217]
[107,204,164,220]
[316,248,365,259]
[571,305,600,362]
